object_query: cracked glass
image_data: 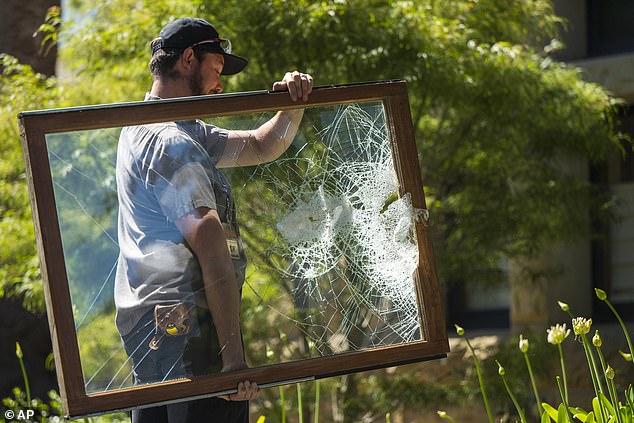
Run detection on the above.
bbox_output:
[44,101,423,394]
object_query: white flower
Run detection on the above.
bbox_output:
[572,317,592,336]
[547,323,571,345]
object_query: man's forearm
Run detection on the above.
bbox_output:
[252,108,305,162]
[177,210,245,370]
[200,253,244,370]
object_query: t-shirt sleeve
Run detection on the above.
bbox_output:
[199,122,229,164]
[148,136,217,222]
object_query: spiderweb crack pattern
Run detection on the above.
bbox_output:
[245,103,422,355]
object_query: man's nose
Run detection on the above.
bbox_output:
[215,80,223,94]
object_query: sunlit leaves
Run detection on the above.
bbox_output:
[0,0,624,312]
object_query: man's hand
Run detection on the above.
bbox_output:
[220,380,260,402]
[272,71,313,102]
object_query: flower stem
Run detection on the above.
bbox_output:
[596,347,623,423]
[297,383,304,423]
[582,335,604,396]
[604,299,634,367]
[583,336,608,423]
[314,380,320,423]
[596,347,608,389]
[606,376,623,423]
[279,386,286,423]
[16,342,31,405]
[464,337,494,423]
[522,352,542,415]
[500,370,526,423]
[557,344,569,403]
[556,376,574,423]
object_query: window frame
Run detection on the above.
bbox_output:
[19,80,449,419]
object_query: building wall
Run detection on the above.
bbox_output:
[554,0,634,318]
[509,0,634,330]
[553,0,587,60]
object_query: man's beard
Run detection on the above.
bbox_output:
[187,68,205,96]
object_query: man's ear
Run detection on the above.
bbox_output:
[180,47,196,72]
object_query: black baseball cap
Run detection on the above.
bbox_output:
[151,17,248,75]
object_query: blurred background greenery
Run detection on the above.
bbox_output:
[1,0,633,422]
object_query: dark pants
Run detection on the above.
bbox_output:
[121,307,248,423]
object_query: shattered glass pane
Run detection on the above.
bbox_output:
[45,101,423,394]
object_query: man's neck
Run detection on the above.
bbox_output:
[150,78,193,99]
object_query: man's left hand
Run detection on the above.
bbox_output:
[272,71,313,102]
[220,380,260,402]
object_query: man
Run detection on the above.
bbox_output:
[114,17,313,423]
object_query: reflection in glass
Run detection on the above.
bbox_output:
[46,101,422,394]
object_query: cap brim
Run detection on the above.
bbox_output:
[221,53,248,75]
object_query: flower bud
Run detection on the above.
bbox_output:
[454,324,465,336]
[558,301,569,312]
[519,335,529,353]
[605,365,615,380]
[594,288,607,301]
[592,330,602,347]
[15,342,23,359]
[496,360,505,376]
[619,350,633,362]
[437,411,448,418]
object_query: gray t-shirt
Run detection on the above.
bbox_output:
[115,96,246,335]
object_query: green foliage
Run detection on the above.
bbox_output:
[0,54,59,312]
[34,6,62,57]
[343,369,470,419]
[458,290,633,423]
[1,0,624,308]
[0,1,628,421]
[2,387,63,423]
[1,340,128,423]
[76,312,132,392]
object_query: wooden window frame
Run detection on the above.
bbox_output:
[19,80,449,419]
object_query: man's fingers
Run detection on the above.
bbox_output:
[300,74,311,101]
[241,380,259,400]
[293,71,304,100]
[272,81,287,91]
[286,71,299,101]
[273,71,313,102]
[246,381,259,400]
[306,74,313,94]
[223,380,259,401]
